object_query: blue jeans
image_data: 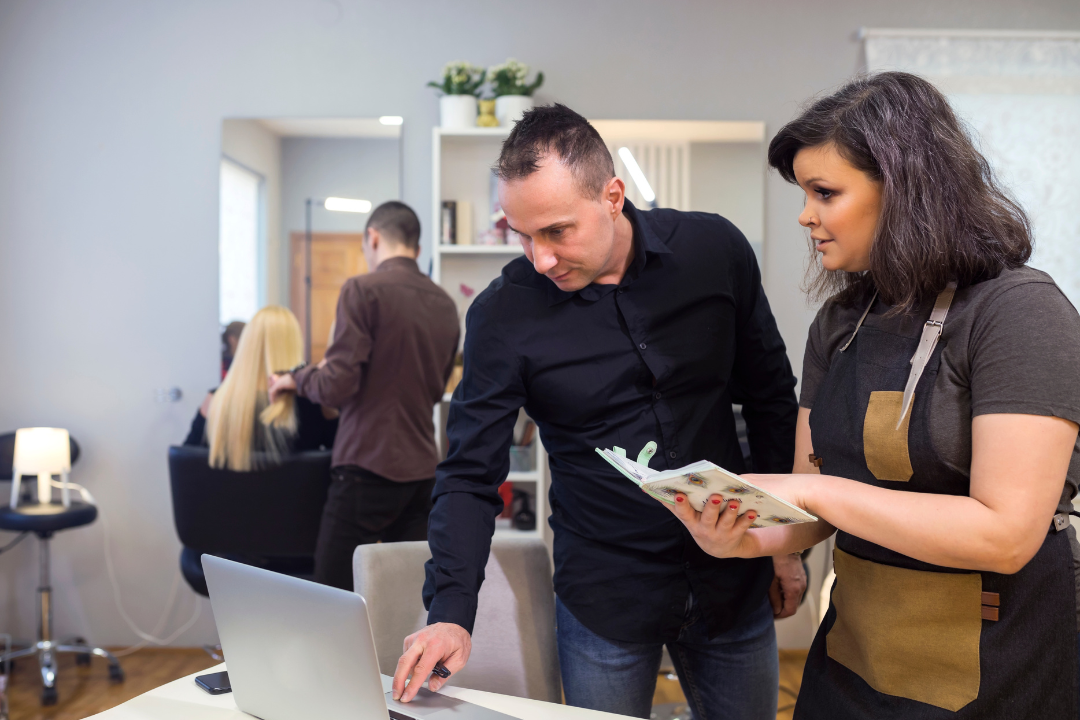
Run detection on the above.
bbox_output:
[556,595,779,719]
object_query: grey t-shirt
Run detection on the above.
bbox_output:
[800,266,1080,626]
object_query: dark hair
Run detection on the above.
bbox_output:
[496,104,615,198]
[366,201,420,251]
[768,71,1031,312]
[221,321,245,360]
[222,321,245,341]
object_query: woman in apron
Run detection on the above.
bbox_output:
[660,71,1080,718]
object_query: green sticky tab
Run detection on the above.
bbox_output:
[636,441,657,468]
[614,446,626,458]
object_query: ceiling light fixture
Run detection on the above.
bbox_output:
[379,116,404,126]
[617,147,656,204]
[324,197,372,213]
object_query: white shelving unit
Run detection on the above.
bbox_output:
[437,244,524,255]
[431,126,548,543]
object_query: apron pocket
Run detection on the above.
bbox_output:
[827,548,983,712]
[863,391,914,482]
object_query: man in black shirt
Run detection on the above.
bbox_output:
[393,105,800,718]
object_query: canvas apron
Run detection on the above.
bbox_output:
[794,287,1078,719]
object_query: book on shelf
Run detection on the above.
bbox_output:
[441,200,456,244]
[440,200,475,246]
[596,444,817,528]
[456,200,472,245]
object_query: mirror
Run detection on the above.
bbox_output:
[218,117,403,370]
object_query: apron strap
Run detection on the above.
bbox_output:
[897,282,958,429]
[839,290,880,353]
[1054,512,1074,533]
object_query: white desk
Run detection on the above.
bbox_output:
[88,663,630,720]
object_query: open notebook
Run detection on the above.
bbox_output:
[596,446,817,528]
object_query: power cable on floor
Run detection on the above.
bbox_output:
[0,533,28,557]
[53,480,202,656]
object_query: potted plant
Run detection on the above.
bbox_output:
[488,59,544,126]
[428,61,486,129]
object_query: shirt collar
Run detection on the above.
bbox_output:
[545,199,671,306]
[376,256,420,273]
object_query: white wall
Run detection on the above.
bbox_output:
[221,119,284,308]
[1,0,1078,649]
[690,141,765,261]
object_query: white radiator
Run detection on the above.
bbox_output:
[609,141,691,211]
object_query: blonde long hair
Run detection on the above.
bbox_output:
[206,306,304,471]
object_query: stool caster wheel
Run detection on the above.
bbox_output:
[74,637,91,666]
[42,686,58,706]
[109,664,125,683]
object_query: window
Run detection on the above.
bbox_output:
[219,158,263,325]
[865,30,1080,306]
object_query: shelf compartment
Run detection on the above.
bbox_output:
[494,526,542,539]
[437,127,512,138]
[437,244,524,254]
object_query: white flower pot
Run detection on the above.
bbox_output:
[495,95,534,126]
[440,95,477,130]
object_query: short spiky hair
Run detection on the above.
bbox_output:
[495,104,615,198]
[366,201,420,251]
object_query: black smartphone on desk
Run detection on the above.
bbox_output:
[195,670,231,695]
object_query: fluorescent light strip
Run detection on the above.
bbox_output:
[379,116,404,126]
[324,197,372,213]
[617,147,656,203]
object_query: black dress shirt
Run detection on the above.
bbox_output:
[423,201,798,643]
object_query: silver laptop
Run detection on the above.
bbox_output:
[202,555,514,720]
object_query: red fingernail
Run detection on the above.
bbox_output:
[729,503,738,510]
[748,513,757,520]
[676,496,684,502]
[711,498,722,505]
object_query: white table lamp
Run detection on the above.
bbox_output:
[12,427,72,508]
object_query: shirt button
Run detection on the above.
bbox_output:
[654,391,662,400]
[638,342,647,350]
[618,287,626,294]
[669,451,677,459]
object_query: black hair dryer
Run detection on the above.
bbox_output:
[511,489,536,532]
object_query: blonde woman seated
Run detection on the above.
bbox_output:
[184,306,337,470]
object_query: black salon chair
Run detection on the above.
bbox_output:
[167,446,333,597]
[0,431,124,706]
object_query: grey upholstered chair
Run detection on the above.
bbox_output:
[352,536,561,702]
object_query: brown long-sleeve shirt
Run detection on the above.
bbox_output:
[294,256,459,481]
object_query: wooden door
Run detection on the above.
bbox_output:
[290,232,368,363]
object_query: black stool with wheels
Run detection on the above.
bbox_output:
[0,431,123,706]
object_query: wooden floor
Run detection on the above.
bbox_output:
[652,649,808,720]
[778,651,809,720]
[4,648,217,720]
[1,648,807,720]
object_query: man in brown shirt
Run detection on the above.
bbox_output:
[269,201,459,589]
